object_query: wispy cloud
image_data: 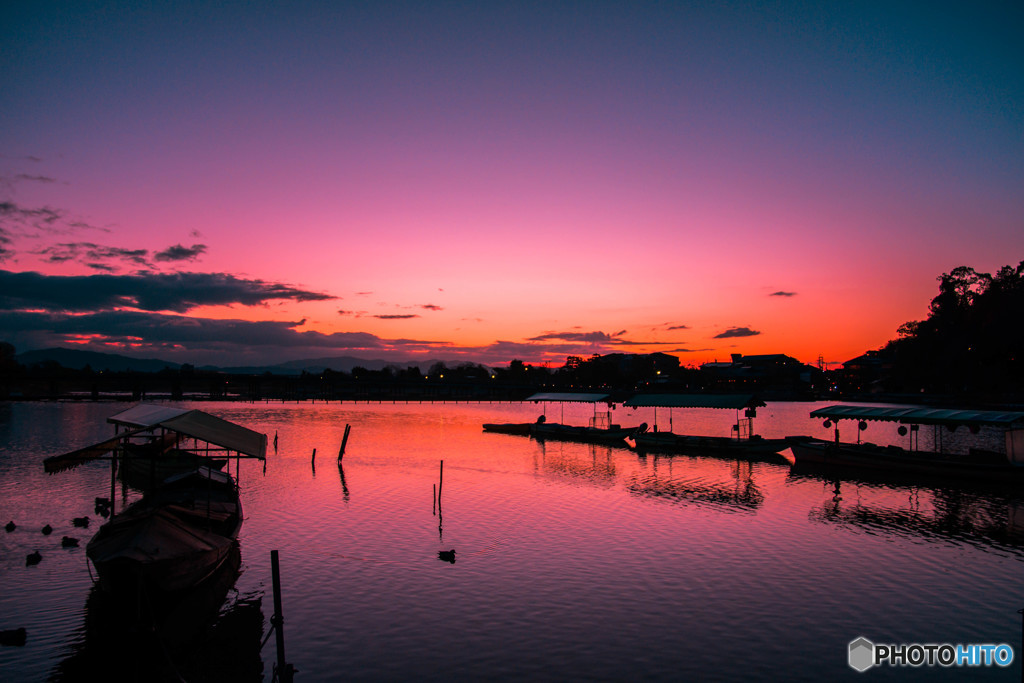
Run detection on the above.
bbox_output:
[713,327,760,339]
[769,291,796,297]
[14,174,56,183]
[374,314,419,319]
[419,304,443,311]
[37,242,150,268]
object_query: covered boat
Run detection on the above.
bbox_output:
[86,467,242,594]
[790,405,1024,482]
[624,393,803,457]
[526,392,647,444]
[43,404,267,598]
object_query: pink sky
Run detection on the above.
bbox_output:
[1,2,1021,368]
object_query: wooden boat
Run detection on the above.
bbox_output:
[531,421,648,444]
[482,422,535,435]
[525,392,647,445]
[624,393,804,457]
[789,405,1024,482]
[43,404,267,599]
[86,467,242,595]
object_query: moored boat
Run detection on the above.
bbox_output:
[43,404,267,602]
[624,393,805,457]
[86,467,242,594]
[525,392,647,445]
[790,405,1024,482]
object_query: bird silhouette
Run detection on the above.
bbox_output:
[438,549,456,564]
[61,536,79,548]
[42,524,53,535]
[25,551,42,566]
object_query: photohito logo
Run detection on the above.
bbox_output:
[848,637,1014,672]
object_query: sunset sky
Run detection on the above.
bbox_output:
[2,1,1021,369]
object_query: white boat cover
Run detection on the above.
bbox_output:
[624,393,764,409]
[809,405,1024,427]
[526,392,611,403]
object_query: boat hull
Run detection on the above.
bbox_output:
[482,423,534,436]
[790,440,1024,482]
[531,422,647,444]
[633,432,802,457]
[87,468,242,596]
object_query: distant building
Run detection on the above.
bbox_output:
[700,353,819,394]
[841,349,895,394]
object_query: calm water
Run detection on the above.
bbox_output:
[1,400,1022,681]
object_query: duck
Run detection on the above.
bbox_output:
[72,517,89,528]
[4,521,15,533]
[437,549,456,564]
[42,524,53,535]
[61,536,79,548]
[25,551,42,566]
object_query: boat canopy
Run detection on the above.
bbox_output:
[809,405,1024,427]
[526,392,611,403]
[108,404,191,428]
[624,394,764,410]
[44,404,267,473]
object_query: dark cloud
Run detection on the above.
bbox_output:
[419,304,443,311]
[0,269,335,313]
[769,291,796,297]
[672,347,713,353]
[667,324,690,330]
[154,243,207,262]
[528,330,619,343]
[0,200,62,226]
[713,327,760,339]
[14,174,56,183]
[374,314,419,319]
[38,242,150,268]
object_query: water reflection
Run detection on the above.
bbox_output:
[797,471,1024,555]
[51,545,264,682]
[626,456,765,513]
[533,440,618,486]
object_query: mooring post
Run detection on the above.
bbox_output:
[311,448,316,471]
[438,460,444,507]
[271,549,295,683]
[338,424,351,460]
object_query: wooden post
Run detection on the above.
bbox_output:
[270,550,294,683]
[438,460,444,504]
[311,448,316,472]
[338,424,351,460]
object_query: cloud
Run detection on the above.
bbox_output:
[667,324,690,330]
[14,174,56,183]
[374,314,419,319]
[528,330,620,343]
[154,243,207,262]
[37,242,150,268]
[0,200,62,227]
[769,291,796,297]
[713,327,760,339]
[419,304,443,311]
[0,269,335,313]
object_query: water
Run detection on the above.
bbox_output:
[1,400,1022,681]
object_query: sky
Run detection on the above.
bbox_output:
[1,1,1022,369]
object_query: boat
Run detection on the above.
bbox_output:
[86,466,242,594]
[482,422,536,436]
[623,394,804,457]
[525,392,647,445]
[789,405,1024,482]
[43,404,267,599]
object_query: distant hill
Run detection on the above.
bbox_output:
[14,348,490,376]
[15,348,182,373]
